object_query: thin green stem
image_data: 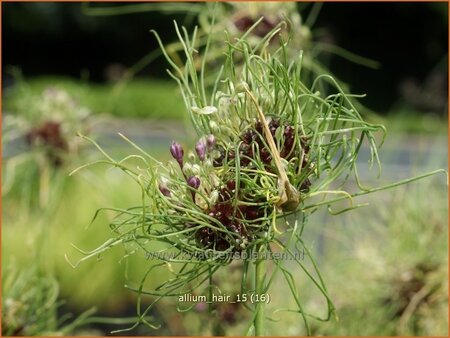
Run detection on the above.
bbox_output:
[255,244,266,336]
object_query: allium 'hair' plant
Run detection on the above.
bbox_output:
[4,87,90,163]
[2,86,92,207]
[69,20,445,336]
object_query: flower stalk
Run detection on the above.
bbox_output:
[255,243,267,336]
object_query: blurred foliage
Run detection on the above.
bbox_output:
[320,179,447,335]
[262,175,447,335]
[3,161,152,309]
[2,262,95,336]
[3,76,186,119]
[313,156,447,335]
[2,263,60,336]
[385,109,447,135]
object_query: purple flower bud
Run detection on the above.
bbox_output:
[170,141,184,165]
[195,139,207,161]
[158,183,171,197]
[206,134,216,149]
[187,176,200,189]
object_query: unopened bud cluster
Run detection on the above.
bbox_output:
[160,135,217,200]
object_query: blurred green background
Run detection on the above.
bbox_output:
[2,2,448,336]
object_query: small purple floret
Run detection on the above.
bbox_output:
[195,139,207,161]
[170,141,184,166]
[187,176,201,189]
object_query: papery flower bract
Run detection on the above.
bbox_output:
[206,134,216,149]
[158,182,171,197]
[182,162,193,175]
[191,106,218,115]
[187,151,196,163]
[190,164,201,176]
[209,121,219,134]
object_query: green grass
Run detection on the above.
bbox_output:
[3,76,186,119]
[384,107,447,135]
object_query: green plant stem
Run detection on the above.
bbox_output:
[255,244,266,336]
